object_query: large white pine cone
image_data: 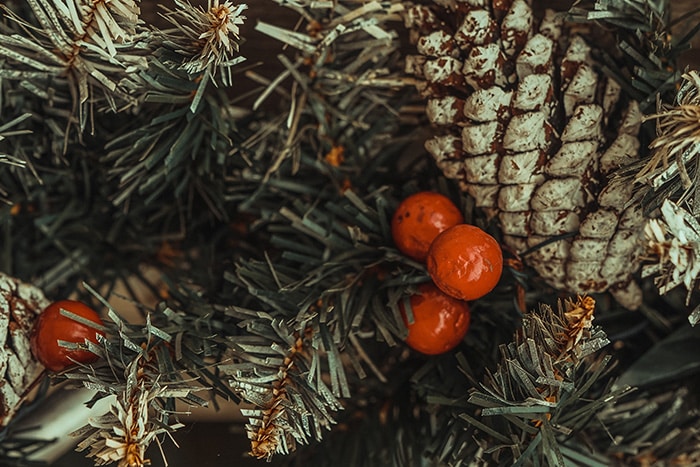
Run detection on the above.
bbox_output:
[404,0,645,309]
[0,272,48,427]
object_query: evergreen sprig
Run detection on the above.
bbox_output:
[0,0,146,137]
[62,283,244,466]
[157,0,247,82]
[222,181,433,458]
[0,113,33,205]
[589,386,700,465]
[92,0,249,212]
[567,0,697,111]
[419,296,631,466]
[248,0,410,180]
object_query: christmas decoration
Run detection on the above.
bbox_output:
[400,282,471,355]
[425,295,632,465]
[2,0,700,465]
[391,191,464,261]
[426,223,503,301]
[30,300,105,372]
[404,0,647,309]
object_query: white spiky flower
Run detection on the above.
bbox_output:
[160,0,248,75]
[643,199,700,323]
[637,71,700,200]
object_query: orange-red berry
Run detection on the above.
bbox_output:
[30,300,105,372]
[427,224,503,301]
[391,191,464,262]
[400,282,471,355]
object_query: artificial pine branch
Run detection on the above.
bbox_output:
[0,113,33,205]
[1,0,251,297]
[0,0,145,137]
[222,312,343,460]
[56,283,253,466]
[590,386,700,465]
[222,182,428,458]
[247,0,411,179]
[567,0,696,110]
[73,353,187,467]
[419,296,631,466]
[100,0,249,213]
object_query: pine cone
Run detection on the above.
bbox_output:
[404,0,645,309]
[0,272,49,427]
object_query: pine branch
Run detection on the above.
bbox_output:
[585,386,700,465]
[220,310,344,460]
[221,191,423,457]
[62,285,243,467]
[248,0,412,180]
[0,113,34,205]
[211,4,493,460]
[73,353,189,467]
[422,296,631,466]
[567,0,695,110]
[283,374,439,467]
[218,96,458,459]
[97,0,250,212]
[0,0,147,137]
[99,89,244,214]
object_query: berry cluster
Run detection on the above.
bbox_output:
[392,192,503,355]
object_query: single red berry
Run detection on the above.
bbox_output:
[400,282,471,355]
[391,191,464,262]
[30,300,105,372]
[427,224,503,301]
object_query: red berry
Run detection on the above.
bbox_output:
[30,300,105,372]
[400,282,471,355]
[427,224,503,301]
[391,191,464,262]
